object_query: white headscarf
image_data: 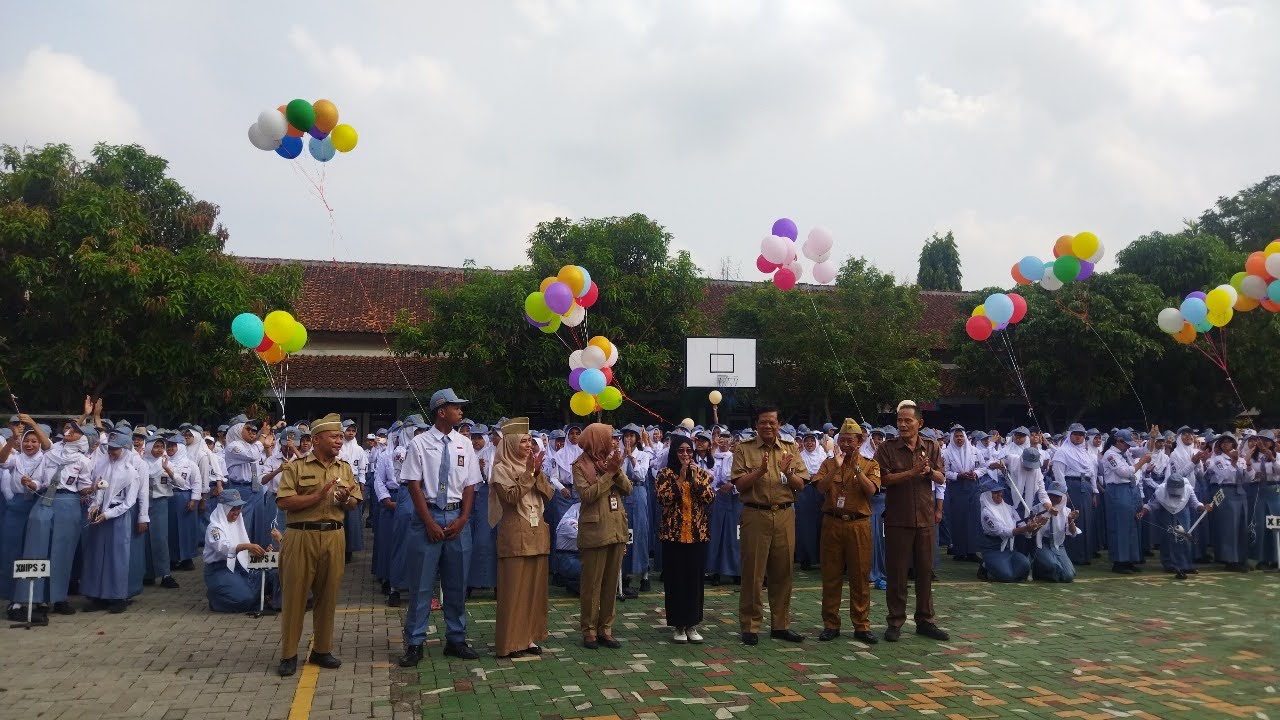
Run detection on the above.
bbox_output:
[942,435,977,475]
[1036,488,1074,549]
[207,501,251,571]
[1153,477,1192,515]
[1052,435,1096,477]
[979,489,1019,551]
[800,439,826,476]
[1169,434,1197,476]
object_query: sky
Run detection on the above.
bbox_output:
[3,0,1279,289]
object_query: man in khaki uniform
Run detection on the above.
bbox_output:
[731,405,808,645]
[813,419,881,644]
[275,413,362,677]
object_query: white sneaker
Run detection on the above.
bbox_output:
[673,628,688,644]
[687,627,704,643]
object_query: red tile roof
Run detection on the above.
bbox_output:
[281,354,440,391]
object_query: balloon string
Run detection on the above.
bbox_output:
[0,363,21,415]
[256,355,285,416]
[1081,322,1150,429]
[280,360,289,422]
[998,331,1039,426]
[618,389,669,424]
[805,294,868,424]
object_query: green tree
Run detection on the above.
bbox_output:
[1114,229,1243,297]
[723,257,941,424]
[1198,175,1280,253]
[392,214,706,422]
[916,230,963,291]
[0,143,301,421]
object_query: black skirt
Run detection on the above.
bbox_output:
[662,540,707,627]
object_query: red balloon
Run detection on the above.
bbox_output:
[580,282,599,308]
[601,367,613,385]
[1262,299,1280,312]
[1008,293,1027,323]
[773,268,796,290]
[255,336,275,352]
[756,254,779,274]
[965,315,994,341]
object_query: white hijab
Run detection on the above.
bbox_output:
[980,490,1018,551]
[1053,435,1096,476]
[942,436,977,474]
[1153,478,1192,515]
[1036,489,1073,548]
[208,502,251,571]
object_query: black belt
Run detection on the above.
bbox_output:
[1065,476,1089,481]
[744,502,793,511]
[824,510,868,521]
[287,521,343,531]
[430,502,462,511]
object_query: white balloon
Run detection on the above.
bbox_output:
[812,260,838,284]
[563,304,586,327]
[568,350,585,370]
[805,226,834,255]
[785,261,804,283]
[1087,242,1105,264]
[1040,267,1063,291]
[761,234,790,264]
[1266,253,1280,279]
[813,250,832,264]
[605,343,619,368]
[247,123,280,151]
[256,109,289,141]
[1217,283,1238,305]
[582,345,607,369]
[1157,307,1184,334]
[1241,274,1268,300]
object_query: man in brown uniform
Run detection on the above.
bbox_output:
[275,413,363,677]
[731,405,808,645]
[813,419,881,644]
[873,401,949,643]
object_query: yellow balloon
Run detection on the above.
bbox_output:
[263,310,296,344]
[569,391,596,416]
[330,124,358,152]
[557,265,586,297]
[1206,307,1233,327]
[313,99,339,134]
[971,305,986,317]
[1266,240,1280,257]
[1071,231,1099,260]
[588,335,612,359]
[708,390,723,405]
[1205,287,1231,312]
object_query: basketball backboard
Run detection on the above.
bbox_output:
[686,337,756,388]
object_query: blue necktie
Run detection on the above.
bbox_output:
[437,434,451,510]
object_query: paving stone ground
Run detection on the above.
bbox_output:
[2,530,1277,720]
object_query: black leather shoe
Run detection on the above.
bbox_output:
[161,576,180,589]
[639,578,652,592]
[883,626,901,642]
[741,632,758,646]
[443,642,479,660]
[583,637,599,650]
[278,657,297,676]
[1174,571,1188,580]
[600,636,622,649]
[143,578,155,586]
[52,601,76,615]
[397,645,424,667]
[854,630,879,645]
[380,580,391,595]
[524,645,542,655]
[916,623,949,641]
[308,652,342,669]
[177,559,195,571]
[1112,563,1133,574]
[386,590,401,607]
[108,600,128,614]
[770,629,804,643]
[621,587,638,599]
[817,628,840,641]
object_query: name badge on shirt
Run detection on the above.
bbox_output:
[529,509,539,527]
[456,454,465,468]
[609,495,619,512]
[836,496,846,509]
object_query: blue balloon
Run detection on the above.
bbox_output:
[984,293,1014,325]
[576,266,592,298]
[308,135,336,162]
[276,136,303,160]
[230,313,264,348]
[1180,297,1208,325]
[1017,256,1043,282]
[1269,280,1280,303]
[579,368,607,396]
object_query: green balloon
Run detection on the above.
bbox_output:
[524,292,554,322]
[285,99,316,133]
[539,315,562,334]
[1053,255,1081,283]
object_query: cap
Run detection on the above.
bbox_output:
[107,434,131,450]
[472,424,489,435]
[621,423,644,436]
[366,433,376,440]
[501,417,530,436]
[978,475,1003,493]
[1012,426,1029,436]
[1175,425,1193,435]
[1046,477,1067,496]
[1113,429,1134,444]
[839,418,863,436]
[220,488,247,507]
[342,419,356,429]
[1166,476,1186,496]
[1021,447,1041,469]
[823,422,836,432]
[1067,422,1086,434]
[311,413,343,435]
[430,388,469,411]
[165,434,183,445]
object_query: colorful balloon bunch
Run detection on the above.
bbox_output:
[524,265,598,333]
[566,336,623,416]
[1011,232,1104,290]
[1156,239,1280,344]
[756,218,838,290]
[231,310,308,364]
[247,99,358,162]
[965,292,1028,341]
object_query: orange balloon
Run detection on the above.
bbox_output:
[539,276,557,292]
[1234,294,1260,312]
[258,344,286,365]
[278,105,303,138]
[313,99,339,134]
[588,336,612,359]
[1011,264,1031,285]
[1053,235,1073,258]
[1173,321,1196,344]
[1245,251,1269,278]
[1263,299,1280,312]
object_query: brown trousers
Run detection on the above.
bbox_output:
[820,517,872,631]
[579,543,625,637]
[885,524,935,629]
[738,506,795,633]
[279,527,345,658]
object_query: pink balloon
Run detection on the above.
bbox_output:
[773,268,796,290]
[756,254,779,274]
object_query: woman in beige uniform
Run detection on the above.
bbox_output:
[574,423,631,650]
[488,418,553,659]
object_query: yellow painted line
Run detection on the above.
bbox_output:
[288,640,316,720]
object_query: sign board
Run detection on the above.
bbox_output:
[13,560,50,579]
[1212,489,1226,506]
[627,529,634,546]
[247,551,279,569]
[686,338,757,388]
[1267,515,1280,531]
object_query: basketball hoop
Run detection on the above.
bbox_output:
[715,375,739,388]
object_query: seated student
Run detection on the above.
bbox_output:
[1032,478,1081,583]
[203,489,271,612]
[552,503,582,596]
[1137,475,1207,580]
[977,475,1044,583]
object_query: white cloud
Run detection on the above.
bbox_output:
[0,46,149,152]
[903,76,1012,129]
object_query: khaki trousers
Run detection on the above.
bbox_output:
[579,543,625,637]
[885,524,935,629]
[738,506,795,633]
[279,528,345,658]
[820,516,872,631]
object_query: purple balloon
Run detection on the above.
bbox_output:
[1187,291,1207,301]
[771,217,798,241]
[308,126,329,140]
[568,368,585,392]
[995,322,1008,331]
[1075,260,1095,281]
[544,282,574,315]
[525,313,549,328]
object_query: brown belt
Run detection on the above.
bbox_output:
[744,502,793,511]
[824,510,869,521]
